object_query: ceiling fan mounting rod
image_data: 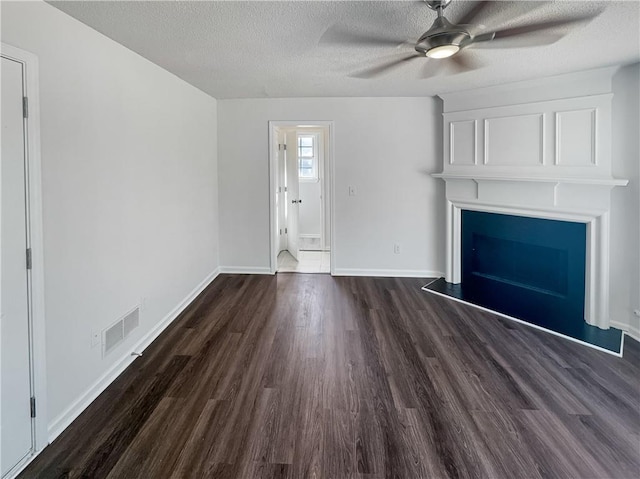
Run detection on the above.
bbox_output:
[424,0,452,13]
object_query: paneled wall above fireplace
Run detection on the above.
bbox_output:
[437,66,623,183]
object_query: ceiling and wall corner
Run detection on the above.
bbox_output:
[47,0,640,99]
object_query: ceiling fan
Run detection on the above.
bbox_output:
[320,0,601,78]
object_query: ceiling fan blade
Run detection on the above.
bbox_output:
[418,52,481,80]
[469,32,564,49]
[319,25,409,48]
[448,53,482,73]
[457,1,550,29]
[470,12,600,47]
[351,53,422,79]
[420,59,440,80]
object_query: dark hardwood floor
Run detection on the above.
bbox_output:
[21,274,640,478]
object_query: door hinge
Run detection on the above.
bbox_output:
[285,228,288,234]
[284,187,287,192]
[279,143,287,151]
[279,228,282,235]
[23,96,29,119]
[30,397,36,418]
[26,248,32,270]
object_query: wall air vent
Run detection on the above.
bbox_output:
[103,306,140,357]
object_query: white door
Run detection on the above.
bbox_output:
[285,130,300,261]
[1,56,33,477]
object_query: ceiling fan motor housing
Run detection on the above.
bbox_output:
[416,16,471,56]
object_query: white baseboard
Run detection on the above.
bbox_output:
[47,268,220,442]
[219,266,273,275]
[610,320,640,344]
[332,268,444,278]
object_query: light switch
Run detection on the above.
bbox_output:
[348,186,357,196]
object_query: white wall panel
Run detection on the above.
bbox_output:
[484,114,544,166]
[449,120,476,165]
[556,109,596,166]
[441,91,613,179]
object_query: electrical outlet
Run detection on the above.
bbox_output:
[394,243,401,254]
[348,186,357,196]
[91,330,101,348]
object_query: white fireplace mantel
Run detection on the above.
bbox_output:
[434,67,628,330]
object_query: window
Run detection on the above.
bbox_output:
[297,134,318,181]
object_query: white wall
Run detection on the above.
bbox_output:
[1,1,219,435]
[217,97,445,276]
[610,63,640,338]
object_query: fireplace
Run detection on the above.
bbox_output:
[426,67,629,355]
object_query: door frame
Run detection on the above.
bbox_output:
[268,121,335,275]
[1,42,48,474]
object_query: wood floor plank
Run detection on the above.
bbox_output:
[20,274,640,479]
[291,359,324,479]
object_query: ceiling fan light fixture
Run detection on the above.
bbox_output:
[426,44,459,58]
[417,19,470,59]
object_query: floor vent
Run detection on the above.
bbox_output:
[103,307,140,356]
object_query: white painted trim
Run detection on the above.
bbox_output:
[2,452,39,479]
[333,269,444,279]
[47,269,220,442]
[1,43,48,475]
[218,266,272,275]
[421,281,624,358]
[432,173,628,186]
[268,121,335,276]
[299,234,321,239]
[442,197,614,329]
[610,320,640,344]
[269,123,279,275]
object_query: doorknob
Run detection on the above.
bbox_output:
[291,199,302,204]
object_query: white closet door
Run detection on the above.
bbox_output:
[1,55,33,477]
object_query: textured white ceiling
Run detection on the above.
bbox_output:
[49,0,640,99]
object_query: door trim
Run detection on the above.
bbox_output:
[268,121,335,275]
[1,42,48,475]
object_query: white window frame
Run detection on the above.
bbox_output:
[297,133,319,182]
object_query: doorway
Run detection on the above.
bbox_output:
[269,122,334,274]
[1,43,47,478]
